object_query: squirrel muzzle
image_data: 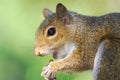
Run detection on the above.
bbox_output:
[34,47,43,56]
[34,46,51,56]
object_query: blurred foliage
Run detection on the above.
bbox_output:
[0,0,120,80]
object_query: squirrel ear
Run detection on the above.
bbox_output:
[56,3,68,18]
[56,3,71,24]
[43,8,53,18]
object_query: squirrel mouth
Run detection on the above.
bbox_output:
[53,51,58,59]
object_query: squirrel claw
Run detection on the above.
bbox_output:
[41,64,56,80]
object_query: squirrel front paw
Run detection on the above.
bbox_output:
[41,62,57,80]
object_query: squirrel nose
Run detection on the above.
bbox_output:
[34,48,42,56]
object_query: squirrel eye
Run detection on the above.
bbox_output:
[47,27,56,36]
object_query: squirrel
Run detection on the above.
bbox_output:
[34,3,120,80]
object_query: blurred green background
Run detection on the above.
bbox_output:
[0,0,120,80]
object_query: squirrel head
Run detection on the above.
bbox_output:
[35,3,74,59]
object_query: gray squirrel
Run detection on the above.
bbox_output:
[34,3,120,80]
